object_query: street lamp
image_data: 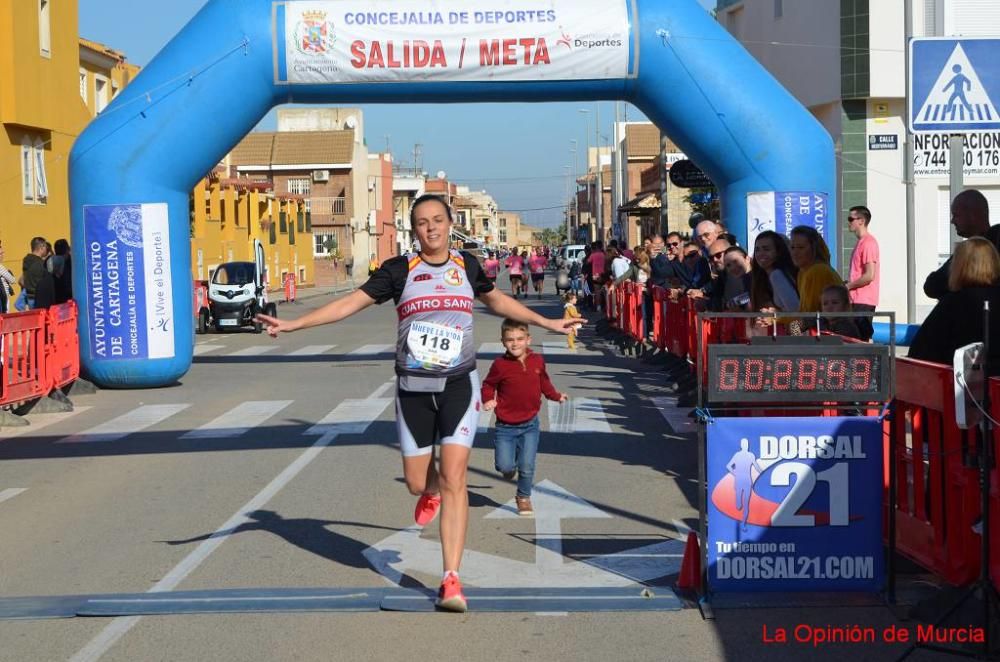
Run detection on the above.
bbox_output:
[592,104,602,242]
[563,165,571,237]
[578,109,591,236]
[569,139,578,240]
[569,138,578,180]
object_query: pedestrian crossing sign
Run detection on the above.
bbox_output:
[910,38,1000,133]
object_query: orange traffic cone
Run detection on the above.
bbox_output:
[676,531,701,591]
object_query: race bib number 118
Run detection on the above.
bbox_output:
[407,321,463,368]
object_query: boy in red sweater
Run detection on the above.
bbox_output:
[481,319,568,516]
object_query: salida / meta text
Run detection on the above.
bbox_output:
[348,37,619,69]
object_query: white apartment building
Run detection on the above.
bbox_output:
[392,174,424,254]
[717,0,1000,322]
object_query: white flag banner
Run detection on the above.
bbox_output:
[277,0,632,84]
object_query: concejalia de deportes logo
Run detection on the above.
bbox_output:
[295,9,335,56]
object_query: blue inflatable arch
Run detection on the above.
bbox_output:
[70,0,834,388]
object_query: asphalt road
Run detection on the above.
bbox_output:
[0,279,956,662]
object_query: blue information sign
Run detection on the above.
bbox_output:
[707,417,884,592]
[83,204,175,362]
[910,38,1000,133]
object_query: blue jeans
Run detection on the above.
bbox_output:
[494,415,540,497]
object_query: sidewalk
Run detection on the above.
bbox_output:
[273,281,358,306]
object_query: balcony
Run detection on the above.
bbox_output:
[310,197,348,222]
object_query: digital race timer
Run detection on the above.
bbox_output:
[706,341,891,403]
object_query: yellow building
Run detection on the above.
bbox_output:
[78,38,140,117]
[191,176,314,293]
[498,212,521,249]
[517,222,543,248]
[0,0,92,275]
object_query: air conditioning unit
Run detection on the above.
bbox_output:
[312,170,329,183]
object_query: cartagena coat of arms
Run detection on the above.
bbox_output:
[295,10,335,56]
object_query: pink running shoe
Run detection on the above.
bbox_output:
[414,493,442,526]
[436,574,468,612]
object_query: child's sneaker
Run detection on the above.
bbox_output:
[516,496,534,517]
[436,573,468,612]
[414,493,442,526]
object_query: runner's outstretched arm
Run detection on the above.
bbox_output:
[479,288,581,334]
[256,289,376,337]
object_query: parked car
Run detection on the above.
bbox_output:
[558,244,587,268]
[197,239,276,334]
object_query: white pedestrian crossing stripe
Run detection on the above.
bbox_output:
[58,404,190,443]
[0,407,90,440]
[477,407,493,433]
[348,344,394,356]
[541,341,595,356]
[228,346,277,357]
[548,397,611,434]
[180,401,294,439]
[0,488,27,506]
[478,343,506,356]
[479,342,584,357]
[306,396,394,435]
[915,43,999,126]
[193,344,226,356]
[286,345,337,356]
[541,342,573,355]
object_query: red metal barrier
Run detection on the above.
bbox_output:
[627,282,644,341]
[620,283,630,337]
[988,379,1000,590]
[651,286,669,351]
[619,282,634,340]
[608,284,996,590]
[686,301,699,365]
[45,302,79,390]
[888,357,981,586]
[605,282,649,343]
[193,283,208,316]
[0,310,48,405]
[667,296,690,359]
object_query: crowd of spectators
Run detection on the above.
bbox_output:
[588,187,1000,374]
[598,210,879,343]
[0,236,73,314]
[908,190,1000,370]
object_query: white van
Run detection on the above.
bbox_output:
[558,244,587,267]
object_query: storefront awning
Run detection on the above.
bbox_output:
[619,193,660,213]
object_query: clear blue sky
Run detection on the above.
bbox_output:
[79,1,716,229]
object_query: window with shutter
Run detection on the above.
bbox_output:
[34,139,48,202]
[21,140,34,203]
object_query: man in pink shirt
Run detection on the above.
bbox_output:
[585,241,607,311]
[507,249,526,298]
[529,246,548,299]
[845,205,879,341]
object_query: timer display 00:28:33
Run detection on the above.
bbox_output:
[715,357,878,392]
